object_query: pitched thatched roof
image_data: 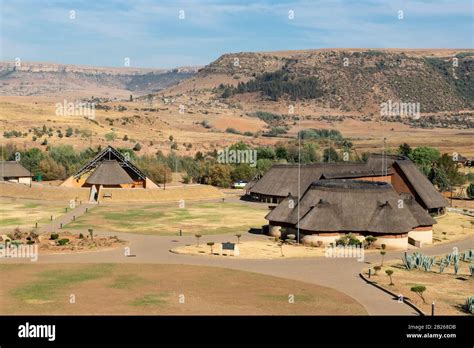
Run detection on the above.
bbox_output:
[250,162,382,197]
[0,161,32,179]
[266,180,435,234]
[85,160,135,185]
[393,160,447,209]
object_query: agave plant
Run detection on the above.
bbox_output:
[465,296,474,314]
[454,259,460,275]
[439,260,447,274]
[422,256,435,272]
[402,252,415,270]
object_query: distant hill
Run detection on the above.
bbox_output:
[0,62,199,98]
[172,49,474,113]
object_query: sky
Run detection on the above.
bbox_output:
[1,0,473,68]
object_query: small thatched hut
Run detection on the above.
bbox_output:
[0,161,32,185]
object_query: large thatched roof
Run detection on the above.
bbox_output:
[85,160,135,185]
[266,180,435,234]
[393,160,447,210]
[249,161,386,197]
[0,161,32,179]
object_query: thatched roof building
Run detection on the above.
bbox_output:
[85,160,135,186]
[0,161,32,185]
[266,180,435,235]
[61,145,158,189]
[249,154,446,214]
[392,160,447,211]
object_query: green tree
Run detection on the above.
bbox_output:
[409,147,440,175]
[323,147,339,163]
[231,164,256,182]
[398,143,412,157]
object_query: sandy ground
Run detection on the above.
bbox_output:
[172,239,328,259]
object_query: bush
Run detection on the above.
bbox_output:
[57,238,69,246]
[50,233,59,240]
[79,233,84,239]
[336,233,361,246]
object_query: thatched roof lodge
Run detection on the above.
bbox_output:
[266,180,436,249]
[0,161,32,185]
[248,154,446,215]
[61,145,158,190]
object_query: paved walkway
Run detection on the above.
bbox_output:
[37,202,96,233]
[4,227,472,315]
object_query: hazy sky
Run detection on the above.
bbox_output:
[1,0,473,68]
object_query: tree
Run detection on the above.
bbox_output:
[323,147,339,163]
[39,157,66,180]
[209,164,232,187]
[373,265,381,275]
[380,250,386,266]
[398,143,412,157]
[410,285,427,304]
[88,228,94,241]
[385,269,394,285]
[231,164,257,182]
[429,153,465,191]
[169,135,174,142]
[195,234,202,247]
[235,234,242,244]
[207,242,215,254]
[408,147,440,175]
[364,235,377,249]
[129,94,133,102]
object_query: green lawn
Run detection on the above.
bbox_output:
[66,202,268,235]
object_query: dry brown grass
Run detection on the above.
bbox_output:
[433,212,474,244]
[0,263,367,315]
[363,255,473,315]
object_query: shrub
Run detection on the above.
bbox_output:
[57,238,69,246]
[50,233,59,240]
[79,233,84,239]
[336,233,361,246]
